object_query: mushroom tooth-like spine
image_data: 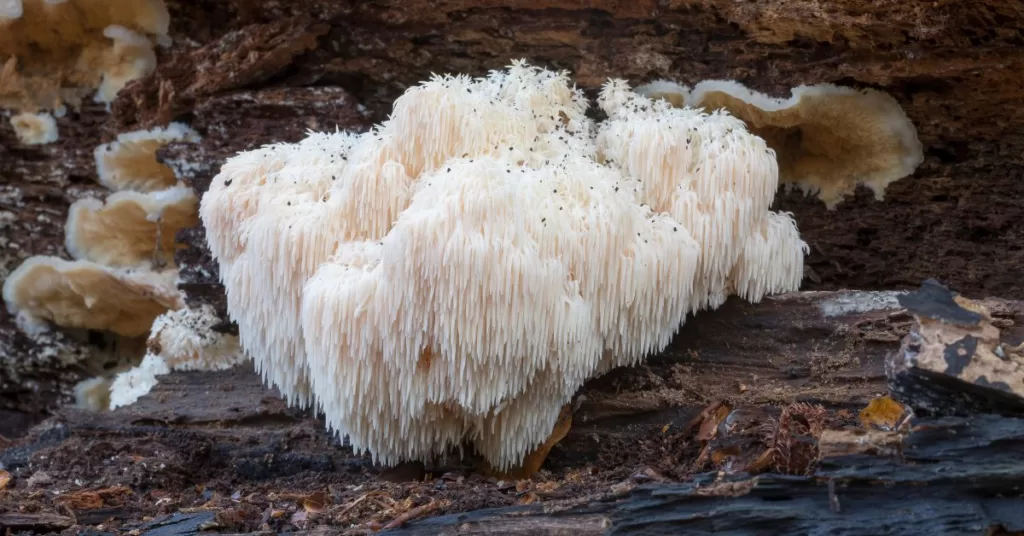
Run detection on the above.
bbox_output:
[728,210,808,302]
[596,78,787,314]
[299,152,700,471]
[199,133,362,408]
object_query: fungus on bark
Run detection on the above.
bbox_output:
[2,256,183,337]
[107,353,168,409]
[635,79,924,209]
[4,121,200,343]
[65,184,199,268]
[9,110,57,144]
[146,304,245,371]
[0,0,169,112]
[73,376,112,412]
[94,122,201,192]
[104,305,245,409]
[200,61,809,472]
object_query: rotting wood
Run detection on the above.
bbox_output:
[392,415,1024,535]
[886,279,1024,418]
[1,289,1022,534]
[0,512,77,532]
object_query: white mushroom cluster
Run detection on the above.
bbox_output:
[200,61,809,471]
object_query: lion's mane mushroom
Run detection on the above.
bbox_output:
[635,79,924,209]
[200,61,808,472]
[597,80,808,313]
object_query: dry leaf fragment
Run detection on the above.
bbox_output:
[54,486,131,510]
[382,500,444,530]
[698,403,733,441]
[859,395,908,431]
[0,470,11,490]
[300,490,328,512]
[519,492,540,504]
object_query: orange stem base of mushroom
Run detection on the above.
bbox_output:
[479,403,575,480]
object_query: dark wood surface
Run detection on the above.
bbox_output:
[3,288,1022,534]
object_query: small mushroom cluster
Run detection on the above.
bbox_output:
[1,0,171,142]
[1,123,246,410]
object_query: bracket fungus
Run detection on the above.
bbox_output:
[3,120,205,413]
[200,61,811,472]
[4,122,201,342]
[0,0,169,113]
[636,79,924,209]
[2,256,183,337]
[94,122,201,192]
[65,184,199,268]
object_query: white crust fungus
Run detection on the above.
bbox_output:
[9,110,57,144]
[635,79,924,209]
[145,304,245,371]
[200,61,809,471]
[73,376,112,412]
[108,353,168,409]
[105,305,245,409]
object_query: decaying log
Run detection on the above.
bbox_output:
[1,289,1022,534]
[395,414,1024,535]
[886,280,1024,418]
[393,283,1024,534]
